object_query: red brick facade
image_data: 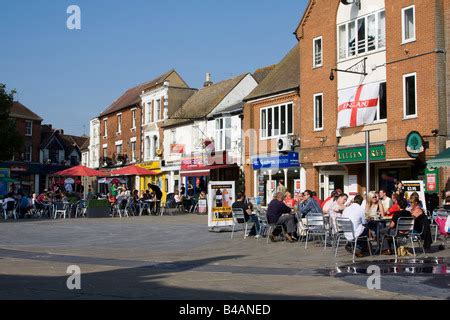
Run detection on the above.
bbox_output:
[296,0,449,196]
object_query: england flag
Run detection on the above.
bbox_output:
[337,83,380,130]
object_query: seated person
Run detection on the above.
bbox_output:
[410,192,433,250]
[379,197,411,255]
[199,191,207,200]
[267,192,297,242]
[342,194,369,258]
[174,192,183,206]
[232,193,261,238]
[283,192,297,209]
[299,190,323,218]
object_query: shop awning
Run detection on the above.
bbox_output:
[180,170,210,178]
[111,165,159,176]
[427,148,450,169]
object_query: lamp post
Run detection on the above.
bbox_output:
[363,129,380,196]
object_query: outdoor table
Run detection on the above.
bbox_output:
[372,217,393,250]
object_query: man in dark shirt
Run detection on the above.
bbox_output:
[267,192,297,242]
[380,197,411,255]
[232,194,261,238]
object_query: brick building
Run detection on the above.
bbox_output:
[0,102,43,195]
[243,45,301,205]
[97,69,195,193]
[295,0,449,199]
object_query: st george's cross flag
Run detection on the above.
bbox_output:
[337,83,380,130]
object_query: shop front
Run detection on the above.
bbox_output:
[138,161,167,201]
[180,156,209,196]
[0,162,49,195]
[251,152,302,206]
[325,144,423,198]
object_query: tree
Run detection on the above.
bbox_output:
[0,84,24,161]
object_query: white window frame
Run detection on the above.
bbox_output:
[215,117,232,152]
[155,99,161,122]
[259,102,294,140]
[130,140,137,162]
[25,146,32,162]
[131,108,137,129]
[314,93,324,131]
[117,113,122,134]
[402,5,416,44]
[103,119,108,138]
[313,36,323,68]
[403,72,418,119]
[25,121,33,137]
[146,102,153,124]
[337,9,386,62]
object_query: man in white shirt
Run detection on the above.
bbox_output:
[379,189,394,212]
[342,194,369,257]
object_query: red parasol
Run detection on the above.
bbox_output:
[54,165,110,177]
[111,165,159,176]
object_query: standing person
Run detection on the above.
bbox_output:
[342,194,369,258]
[111,182,119,198]
[299,190,322,218]
[395,181,405,197]
[187,182,194,197]
[379,189,394,212]
[232,193,261,239]
[276,180,287,195]
[267,192,297,242]
[180,184,186,196]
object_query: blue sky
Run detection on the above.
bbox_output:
[0,0,307,136]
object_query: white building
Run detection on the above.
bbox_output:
[162,73,259,194]
[88,118,100,169]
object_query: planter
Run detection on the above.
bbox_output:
[86,199,111,218]
[86,207,111,218]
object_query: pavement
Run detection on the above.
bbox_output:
[0,215,449,300]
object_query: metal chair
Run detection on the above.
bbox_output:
[4,200,18,220]
[231,209,254,240]
[75,200,87,218]
[117,199,129,218]
[54,202,69,219]
[379,217,416,259]
[304,213,328,250]
[335,218,372,263]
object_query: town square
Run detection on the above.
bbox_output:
[0,0,449,302]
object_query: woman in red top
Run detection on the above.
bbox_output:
[386,193,401,217]
[284,192,297,209]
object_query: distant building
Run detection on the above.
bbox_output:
[0,102,43,195]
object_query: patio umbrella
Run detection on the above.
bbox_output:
[148,184,163,200]
[111,165,159,176]
[54,165,109,177]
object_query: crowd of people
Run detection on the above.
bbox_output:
[233,181,434,259]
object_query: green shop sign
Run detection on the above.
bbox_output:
[338,146,386,163]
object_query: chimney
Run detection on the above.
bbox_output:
[203,73,213,87]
